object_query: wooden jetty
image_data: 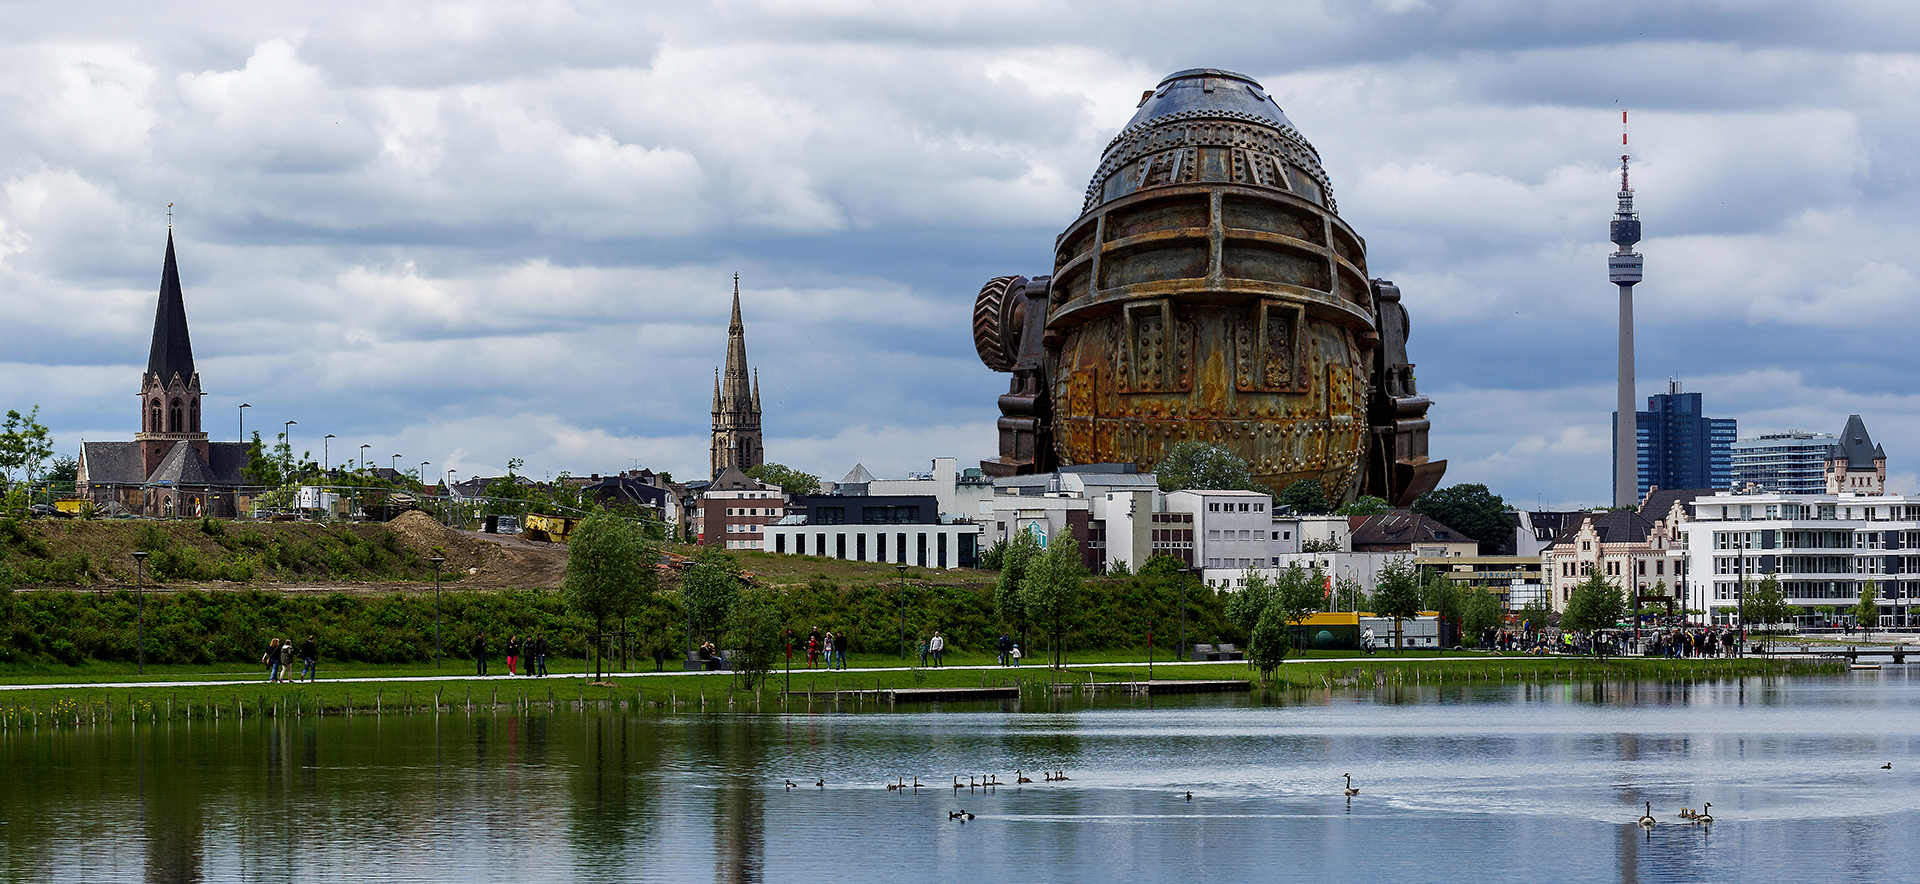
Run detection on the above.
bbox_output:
[782,687,1020,703]
[1063,679,1250,695]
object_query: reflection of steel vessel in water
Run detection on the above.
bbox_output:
[972,69,1443,504]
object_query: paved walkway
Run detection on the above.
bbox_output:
[0,651,1716,693]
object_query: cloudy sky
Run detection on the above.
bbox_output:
[3,0,1917,506]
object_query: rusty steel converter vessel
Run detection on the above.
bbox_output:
[971,68,1443,505]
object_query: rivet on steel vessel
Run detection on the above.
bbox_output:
[971,68,1444,505]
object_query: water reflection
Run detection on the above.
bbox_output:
[2,672,1919,882]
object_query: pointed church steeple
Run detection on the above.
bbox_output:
[147,230,196,386]
[711,273,764,478]
[135,227,209,478]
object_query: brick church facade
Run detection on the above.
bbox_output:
[76,232,251,516]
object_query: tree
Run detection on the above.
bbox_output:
[1746,575,1791,651]
[1461,588,1504,646]
[1270,564,1327,648]
[725,587,783,690]
[1372,559,1423,651]
[45,455,78,485]
[1517,596,1556,632]
[240,431,279,486]
[1225,569,1274,671]
[0,406,54,488]
[683,545,743,647]
[1855,579,1879,639]
[1301,537,1341,553]
[561,513,656,678]
[1336,495,1391,516]
[1224,569,1273,640]
[1329,574,1367,613]
[746,463,820,497]
[1249,604,1293,683]
[1276,479,1331,515]
[1561,568,1625,635]
[1421,571,1463,646]
[1156,441,1264,493]
[1021,535,1084,668]
[995,528,1041,647]
[1410,483,1512,555]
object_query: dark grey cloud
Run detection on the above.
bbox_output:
[2,0,1917,501]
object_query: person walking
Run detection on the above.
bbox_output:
[264,638,282,682]
[506,635,520,677]
[299,635,318,682]
[1011,643,1022,667]
[278,639,294,684]
[996,634,1011,667]
[473,632,488,676]
[533,632,548,677]
[929,631,946,667]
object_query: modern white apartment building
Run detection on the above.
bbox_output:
[1682,492,1920,626]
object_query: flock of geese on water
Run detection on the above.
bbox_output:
[790,762,1898,825]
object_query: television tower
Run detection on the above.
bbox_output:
[1609,111,1644,508]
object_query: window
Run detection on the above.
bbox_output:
[1239,503,1250,512]
[1255,503,1264,512]
[1209,503,1220,512]
[1239,530,1251,540]
[1208,530,1220,540]
[816,506,846,525]
[863,505,919,525]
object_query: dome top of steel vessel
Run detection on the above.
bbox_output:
[1082,68,1334,215]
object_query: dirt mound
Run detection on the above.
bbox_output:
[387,511,489,573]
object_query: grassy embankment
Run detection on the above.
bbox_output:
[0,516,441,586]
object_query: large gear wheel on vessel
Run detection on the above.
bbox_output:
[971,275,1025,372]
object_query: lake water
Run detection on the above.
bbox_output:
[4,670,1918,883]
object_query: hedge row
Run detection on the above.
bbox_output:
[0,572,1239,667]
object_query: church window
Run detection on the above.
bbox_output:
[150,399,162,432]
[169,399,183,432]
[190,399,200,432]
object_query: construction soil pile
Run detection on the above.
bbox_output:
[385,511,568,589]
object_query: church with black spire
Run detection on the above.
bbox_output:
[710,273,765,479]
[76,231,251,516]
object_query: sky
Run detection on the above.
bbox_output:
[3,0,1918,507]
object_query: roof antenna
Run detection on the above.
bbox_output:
[1620,110,1630,192]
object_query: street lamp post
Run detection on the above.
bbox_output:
[324,434,335,475]
[431,556,445,668]
[897,564,908,660]
[1148,619,1155,682]
[238,403,250,440]
[359,444,370,471]
[283,421,296,474]
[1179,567,1191,662]
[131,551,149,675]
[421,461,431,488]
[391,454,401,474]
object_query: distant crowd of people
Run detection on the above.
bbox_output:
[470,632,551,676]
[262,636,317,682]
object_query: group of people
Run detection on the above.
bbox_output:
[263,636,317,682]
[799,627,846,669]
[471,632,550,677]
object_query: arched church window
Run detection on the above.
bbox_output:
[189,399,200,432]
[169,399,183,433]
[150,399,162,432]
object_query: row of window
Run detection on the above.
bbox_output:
[724,523,761,534]
[1711,504,1920,521]
[724,507,780,517]
[1556,559,1687,577]
[771,530,958,568]
[1205,501,1266,513]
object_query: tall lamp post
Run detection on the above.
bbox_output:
[131,551,149,675]
[431,556,445,668]
[323,434,335,475]
[391,454,401,474]
[359,444,370,471]
[896,564,908,660]
[238,403,250,440]
[283,421,297,474]
[421,461,431,489]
